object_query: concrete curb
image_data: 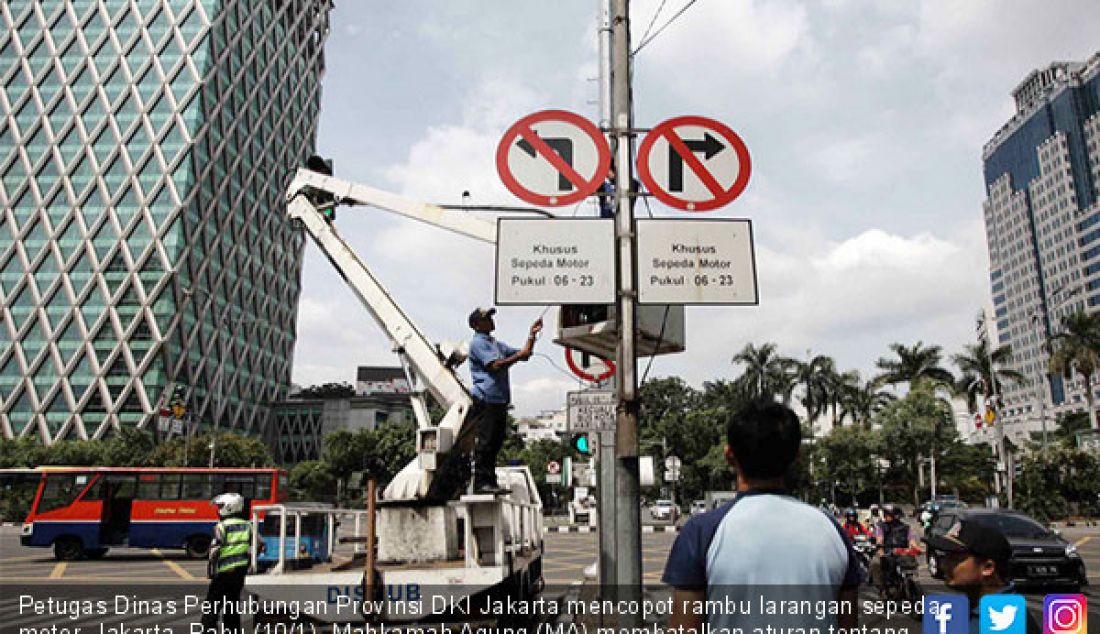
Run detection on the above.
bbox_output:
[544,525,681,533]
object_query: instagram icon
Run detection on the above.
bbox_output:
[1044,595,1087,634]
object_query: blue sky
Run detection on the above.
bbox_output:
[292,1,1099,417]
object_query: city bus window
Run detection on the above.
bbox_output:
[137,474,161,499]
[37,473,83,512]
[181,473,213,499]
[159,474,182,500]
[222,475,255,498]
[255,473,272,499]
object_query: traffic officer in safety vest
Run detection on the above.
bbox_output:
[200,492,252,634]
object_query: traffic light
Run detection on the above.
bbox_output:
[571,433,591,455]
[304,155,336,222]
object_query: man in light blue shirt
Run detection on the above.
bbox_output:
[467,307,542,493]
[664,401,861,633]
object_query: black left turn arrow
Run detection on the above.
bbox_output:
[517,134,575,191]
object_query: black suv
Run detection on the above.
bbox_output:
[923,508,1087,589]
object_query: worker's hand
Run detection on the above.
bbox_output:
[529,318,543,338]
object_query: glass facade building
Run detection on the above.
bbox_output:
[1,0,332,442]
[981,52,1100,438]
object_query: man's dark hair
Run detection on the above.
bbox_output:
[725,400,802,479]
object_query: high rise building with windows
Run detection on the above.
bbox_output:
[0,1,331,443]
[981,52,1100,441]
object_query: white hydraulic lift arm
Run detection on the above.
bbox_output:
[285,168,500,502]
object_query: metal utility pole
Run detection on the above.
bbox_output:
[610,0,642,600]
[595,0,619,590]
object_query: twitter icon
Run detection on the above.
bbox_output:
[981,594,1027,634]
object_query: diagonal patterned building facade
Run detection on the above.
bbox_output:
[0,0,332,443]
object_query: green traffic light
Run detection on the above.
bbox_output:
[573,434,590,454]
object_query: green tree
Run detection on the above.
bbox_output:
[295,382,357,399]
[813,425,881,506]
[289,460,337,501]
[952,340,1025,413]
[794,354,837,424]
[148,432,272,467]
[322,429,361,497]
[1015,445,1100,521]
[0,436,47,468]
[732,343,797,403]
[1049,311,1100,430]
[99,428,156,466]
[837,374,895,427]
[876,384,958,505]
[875,341,955,390]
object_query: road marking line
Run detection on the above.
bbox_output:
[0,554,53,563]
[48,562,66,579]
[1074,536,1092,547]
[152,548,196,580]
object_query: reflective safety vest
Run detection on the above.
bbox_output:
[215,517,252,575]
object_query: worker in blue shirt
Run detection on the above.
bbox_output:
[467,307,542,493]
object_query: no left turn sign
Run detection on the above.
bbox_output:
[565,348,616,383]
[496,110,611,207]
[636,116,751,212]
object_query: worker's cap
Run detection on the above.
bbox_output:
[468,307,496,327]
[926,518,1011,570]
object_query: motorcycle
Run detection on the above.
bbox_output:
[879,547,923,601]
[852,534,877,572]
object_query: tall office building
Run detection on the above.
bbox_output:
[981,52,1100,440]
[0,1,332,443]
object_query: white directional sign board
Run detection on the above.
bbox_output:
[636,219,758,305]
[567,390,616,432]
[495,218,616,305]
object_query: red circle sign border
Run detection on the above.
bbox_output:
[564,348,616,383]
[636,115,752,212]
[496,109,612,207]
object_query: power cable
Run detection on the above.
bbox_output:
[636,0,671,53]
[534,352,590,387]
[632,0,700,56]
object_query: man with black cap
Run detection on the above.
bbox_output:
[466,307,542,493]
[926,517,1040,634]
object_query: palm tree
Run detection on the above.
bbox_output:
[732,343,797,403]
[952,340,1025,414]
[829,369,861,425]
[1049,311,1100,430]
[874,341,955,390]
[795,354,836,422]
[838,376,896,427]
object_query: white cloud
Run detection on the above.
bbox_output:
[633,0,812,73]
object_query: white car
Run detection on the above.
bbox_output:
[651,500,680,521]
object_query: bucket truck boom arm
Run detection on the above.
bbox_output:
[285,168,498,502]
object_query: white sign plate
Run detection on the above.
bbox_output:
[496,218,616,304]
[567,390,616,432]
[636,219,758,305]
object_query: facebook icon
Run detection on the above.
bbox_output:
[924,595,969,634]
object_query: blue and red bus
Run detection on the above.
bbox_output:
[20,467,287,560]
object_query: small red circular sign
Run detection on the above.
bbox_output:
[547,460,561,475]
[565,348,616,383]
[636,115,751,212]
[496,110,611,207]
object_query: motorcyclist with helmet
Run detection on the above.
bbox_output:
[869,504,922,595]
[199,492,253,634]
[842,508,870,539]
